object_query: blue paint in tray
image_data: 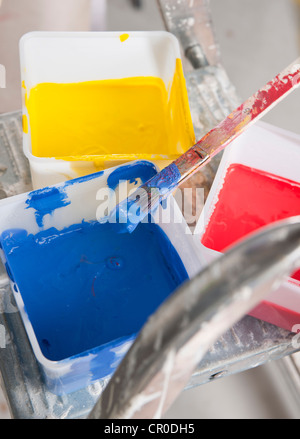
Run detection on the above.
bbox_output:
[1,221,188,362]
[0,162,188,394]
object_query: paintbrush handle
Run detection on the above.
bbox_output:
[114,58,300,232]
[173,57,300,185]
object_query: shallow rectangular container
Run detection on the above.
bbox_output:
[20,31,195,190]
[0,160,204,395]
[197,121,300,332]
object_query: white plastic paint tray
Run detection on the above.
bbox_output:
[197,121,300,332]
[20,31,195,190]
[0,161,204,395]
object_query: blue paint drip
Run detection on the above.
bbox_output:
[0,220,188,362]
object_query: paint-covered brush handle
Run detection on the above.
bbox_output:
[114,58,300,232]
[159,57,300,189]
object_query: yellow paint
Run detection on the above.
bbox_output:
[26,59,195,172]
[120,33,129,42]
[22,114,28,133]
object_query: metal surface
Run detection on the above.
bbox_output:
[157,0,221,69]
[0,0,299,419]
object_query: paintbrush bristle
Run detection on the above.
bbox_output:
[109,186,162,233]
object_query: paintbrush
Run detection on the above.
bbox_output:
[111,58,300,232]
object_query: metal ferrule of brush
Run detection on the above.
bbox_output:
[174,144,210,184]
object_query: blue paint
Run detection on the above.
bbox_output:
[107,161,157,190]
[26,187,70,228]
[26,171,105,228]
[107,161,158,233]
[0,220,188,363]
[0,160,187,394]
[110,163,182,234]
[144,162,181,194]
[109,191,150,234]
[63,170,104,187]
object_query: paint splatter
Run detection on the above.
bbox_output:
[120,33,129,43]
[26,186,71,228]
[26,171,105,228]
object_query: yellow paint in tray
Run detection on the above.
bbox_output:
[25,59,195,170]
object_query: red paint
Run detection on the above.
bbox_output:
[293,269,300,281]
[201,163,300,281]
[249,300,300,333]
[250,70,300,118]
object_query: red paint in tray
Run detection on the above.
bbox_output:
[201,163,300,281]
